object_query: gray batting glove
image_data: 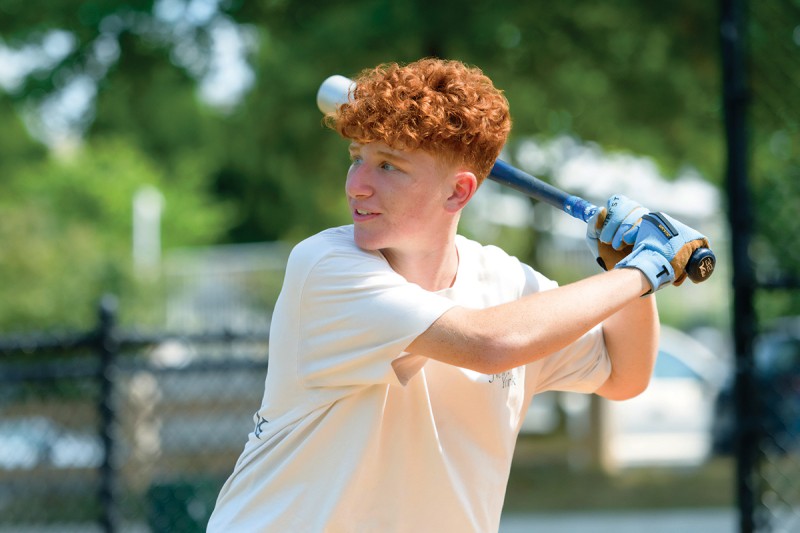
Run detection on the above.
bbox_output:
[586,194,648,271]
[615,212,710,294]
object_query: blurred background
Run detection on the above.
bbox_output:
[0,0,797,531]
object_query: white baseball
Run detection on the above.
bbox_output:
[316,75,355,114]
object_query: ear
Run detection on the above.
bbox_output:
[445,171,478,213]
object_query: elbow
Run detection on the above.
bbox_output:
[609,385,648,402]
[599,376,651,401]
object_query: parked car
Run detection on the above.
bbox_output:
[0,417,103,470]
[601,326,728,469]
[520,325,730,471]
[712,317,800,455]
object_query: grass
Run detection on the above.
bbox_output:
[502,433,736,513]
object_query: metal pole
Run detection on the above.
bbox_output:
[97,295,120,533]
[720,1,759,531]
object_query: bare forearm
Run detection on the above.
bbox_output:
[410,268,652,373]
[594,294,659,400]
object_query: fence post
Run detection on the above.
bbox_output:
[97,295,120,533]
[720,0,758,531]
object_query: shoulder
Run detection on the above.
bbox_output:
[456,235,518,266]
[289,225,379,270]
[285,225,398,290]
[291,225,357,259]
[455,234,557,294]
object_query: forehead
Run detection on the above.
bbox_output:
[348,142,442,167]
[349,142,406,157]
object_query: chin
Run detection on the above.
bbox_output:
[352,228,383,252]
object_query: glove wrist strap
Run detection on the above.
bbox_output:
[616,249,675,294]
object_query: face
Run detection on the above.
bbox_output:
[345,142,459,256]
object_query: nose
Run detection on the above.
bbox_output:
[345,163,373,199]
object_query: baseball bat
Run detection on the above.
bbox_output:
[316,75,716,283]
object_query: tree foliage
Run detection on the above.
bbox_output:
[1,0,795,329]
[0,137,231,329]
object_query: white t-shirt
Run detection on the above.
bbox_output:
[208,225,610,533]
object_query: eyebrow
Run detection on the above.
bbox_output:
[349,143,411,163]
[376,150,411,163]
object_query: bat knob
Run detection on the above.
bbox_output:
[685,247,716,283]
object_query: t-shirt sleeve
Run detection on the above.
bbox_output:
[519,263,612,394]
[294,244,457,388]
[534,324,611,393]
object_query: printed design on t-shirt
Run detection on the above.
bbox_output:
[488,370,516,389]
[254,413,268,439]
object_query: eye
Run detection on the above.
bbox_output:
[349,155,363,166]
[380,161,397,171]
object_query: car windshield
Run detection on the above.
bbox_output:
[655,351,702,380]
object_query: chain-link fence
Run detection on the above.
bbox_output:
[722,0,800,531]
[749,0,800,530]
[0,297,268,532]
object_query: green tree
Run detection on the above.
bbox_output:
[217,0,723,241]
[2,0,726,243]
[4,0,797,328]
[0,138,231,329]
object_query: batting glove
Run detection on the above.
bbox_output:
[616,211,710,294]
[586,194,648,271]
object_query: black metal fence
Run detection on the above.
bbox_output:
[0,295,268,532]
[721,0,800,531]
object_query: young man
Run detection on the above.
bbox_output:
[208,58,709,532]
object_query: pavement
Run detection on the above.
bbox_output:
[0,508,738,532]
[499,508,737,532]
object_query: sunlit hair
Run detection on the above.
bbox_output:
[327,58,511,184]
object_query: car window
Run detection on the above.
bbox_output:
[654,351,701,380]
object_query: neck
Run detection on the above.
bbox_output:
[380,234,459,292]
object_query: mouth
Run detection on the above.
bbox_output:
[352,207,379,222]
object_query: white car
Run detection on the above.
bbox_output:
[601,326,728,469]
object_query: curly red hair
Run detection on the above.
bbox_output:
[327,58,511,183]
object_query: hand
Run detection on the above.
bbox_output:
[586,194,648,270]
[615,212,710,293]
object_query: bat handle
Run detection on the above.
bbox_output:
[564,197,598,223]
[488,160,716,283]
[563,197,715,283]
